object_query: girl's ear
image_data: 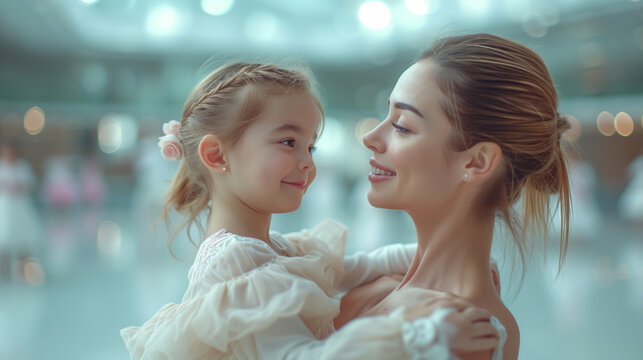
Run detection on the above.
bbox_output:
[198,134,227,173]
[463,142,502,182]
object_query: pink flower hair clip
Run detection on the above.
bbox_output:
[158,120,183,161]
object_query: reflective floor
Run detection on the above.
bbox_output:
[1,203,642,360]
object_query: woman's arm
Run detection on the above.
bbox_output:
[257,294,500,360]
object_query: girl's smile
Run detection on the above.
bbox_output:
[282,180,307,190]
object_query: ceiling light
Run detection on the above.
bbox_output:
[146,5,180,37]
[201,0,234,16]
[405,0,429,15]
[358,1,391,30]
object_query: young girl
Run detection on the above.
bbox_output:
[120,62,500,359]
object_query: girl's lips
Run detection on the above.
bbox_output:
[282,181,305,190]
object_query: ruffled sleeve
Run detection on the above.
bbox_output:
[280,218,416,292]
[121,235,340,359]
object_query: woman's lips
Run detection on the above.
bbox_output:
[369,159,396,182]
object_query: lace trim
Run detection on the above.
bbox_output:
[187,230,294,283]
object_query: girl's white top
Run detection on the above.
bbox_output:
[120,219,506,359]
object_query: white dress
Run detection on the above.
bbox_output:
[0,158,41,250]
[121,219,506,359]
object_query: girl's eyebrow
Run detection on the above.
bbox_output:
[388,99,424,118]
[272,124,318,141]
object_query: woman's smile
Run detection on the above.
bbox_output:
[368,159,397,182]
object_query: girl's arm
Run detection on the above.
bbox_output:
[339,243,416,292]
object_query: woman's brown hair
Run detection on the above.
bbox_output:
[420,34,571,275]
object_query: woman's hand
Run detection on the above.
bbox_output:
[377,288,499,355]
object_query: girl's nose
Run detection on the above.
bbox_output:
[299,151,314,171]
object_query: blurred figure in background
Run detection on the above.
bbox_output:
[41,148,80,276]
[78,130,108,252]
[619,150,643,226]
[0,139,42,282]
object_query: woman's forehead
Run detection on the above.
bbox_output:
[392,61,446,112]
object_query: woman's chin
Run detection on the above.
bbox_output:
[367,191,395,209]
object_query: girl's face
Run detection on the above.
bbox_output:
[226,93,320,214]
[362,61,464,213]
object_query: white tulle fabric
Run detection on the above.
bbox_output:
[120,219,504,359]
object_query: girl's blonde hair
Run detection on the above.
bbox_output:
[420,34,571,275]
[161,62,323,251]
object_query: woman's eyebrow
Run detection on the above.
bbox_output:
[393,101,424,118]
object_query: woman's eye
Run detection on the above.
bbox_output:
[280,139,295,147]
[392,122,410,134]
[308,145,317,154]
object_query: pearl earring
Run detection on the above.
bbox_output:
[222,166,227,172]
[464,173,470,179]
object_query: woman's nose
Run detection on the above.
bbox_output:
[363,123,385,153]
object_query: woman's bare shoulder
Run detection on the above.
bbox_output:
[489,301,520,360]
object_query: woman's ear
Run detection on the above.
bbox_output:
[198,134,227,173]
[463,142,502,182]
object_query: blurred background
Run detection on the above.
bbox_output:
[1,0,642,359]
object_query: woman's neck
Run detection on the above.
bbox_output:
[206,195,272,242]
[400,208,497,301]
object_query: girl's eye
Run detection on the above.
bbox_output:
[392,122,410,134]
[308,145,317,154]
[280,139,295,147]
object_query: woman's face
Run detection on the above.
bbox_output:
[363,60,465,213]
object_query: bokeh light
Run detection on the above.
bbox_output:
[97,220,122,256]
[146,5,180,37]
[98,115,122,153]
[522,12,548,38]
[24,106,46,135]
[596,111,615,136]
[201,0,234,16]
[614,112,634,136]
[458,0,490,18]
[355,117,380,143]
[405,0,432,15]
[24,259,45,285]
[245,12,280,43]
[358,1,391,30]
[97,114,139,154]
[564,114,582,142]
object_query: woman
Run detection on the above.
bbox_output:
[338,34,571,359]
